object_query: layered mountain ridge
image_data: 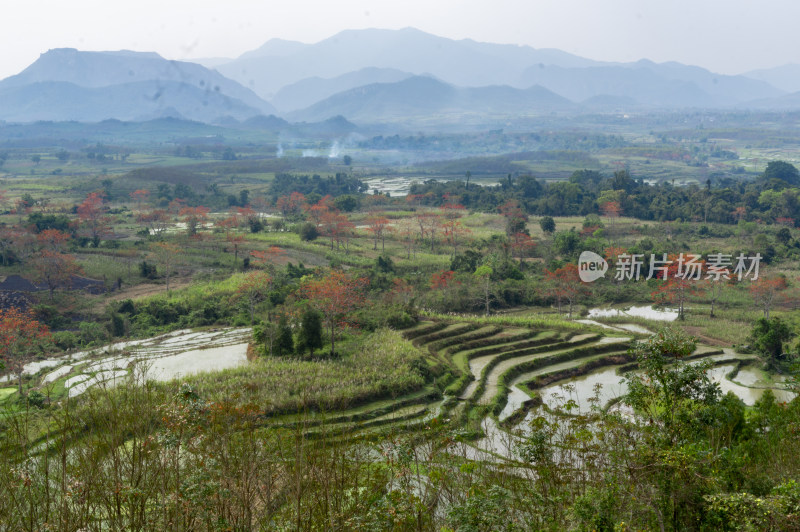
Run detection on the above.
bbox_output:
[2,29,800,125]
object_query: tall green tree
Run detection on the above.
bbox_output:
[623,328,722,529]
[751,317,793,366]
[297,308,323,357]
[539,215,556,235]
[275,318,294,356]
[474,265,493,316]
[763,160,800,186]
[624,328,719,440]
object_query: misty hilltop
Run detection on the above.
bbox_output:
[0,49,276,123]
[286,76,574,123]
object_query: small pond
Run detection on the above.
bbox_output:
[588,305,679,321]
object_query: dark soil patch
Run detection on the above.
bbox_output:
[69,275,106,294]
[0,291,32,311]
[0,275,42,292]
[0,274,109,296]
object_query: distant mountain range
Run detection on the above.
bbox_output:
[516,61,781,107]
[212,27,597,100]
[286,76,573,122]
[0,49,276,122]
[744,64,800,94]
[209,27,785,111]
[4,29,800,125]
[271,67,413,112]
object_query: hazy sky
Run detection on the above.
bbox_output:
[3,0,798,80]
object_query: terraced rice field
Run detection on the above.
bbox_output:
[19,328,251,398]
[397,320,795,462]
[10,319,795,465]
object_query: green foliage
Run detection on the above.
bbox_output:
[21,390,48,409]
[192,329,427,413]
[118,299,135,315]
[375,254,394,273]
[451,250,483,273]
[704,481,800,531]
[51,331,79,351]
[139,260,157,279]
[492,259,524,281]
[553,230,581,258]
[473,264,492,278]
[78,321,111,347]
[133,299,189,329]
[539,215,556,234]
[355,303,417,331]
[751,317,794,365]
[403,321,448,340]
[286,262,312,279]
[447,485,525,531]
[624,328,719,438]
[32,304,69,329]
[569,486,619,532]
[419,309,606,333]
[353,488,430,530]
[123,271,301,335]
[111,313,126,337]
[221,146,237,161]
[763,160,800,187]
[188,301,224,326]
[275,319,294,356]
[27,212,72,233]
[248,217,264,233]
[6,121,800,529]
[582,213,604,229]
[299,222,319,241]
[255,319,295,357]
[269,172,366,199]
[297,308,323,356]
[334,194,361,212]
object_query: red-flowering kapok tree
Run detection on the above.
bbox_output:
[130,189,150,211]
[33,229,81,299]
[76,192,112,245]
[235,271,273,323]
[276,191,307,220]
[430,269,461,311]
[136,208,170,237]
[545,263,587,318]
[179,206,210,237]
[430,270,455,291]
[651,256,705,320]
[749,275,788,319]
[499,199,528,236]
[0,307,51,395]
[510,232,535,262]
[149,241,180,292]
[600,200,622,241]
[305,195,332,227]
[300,270,367,355]
[366,214,392,251]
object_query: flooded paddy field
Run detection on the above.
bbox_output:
[5,317,793,471]
[17,328,251,397]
